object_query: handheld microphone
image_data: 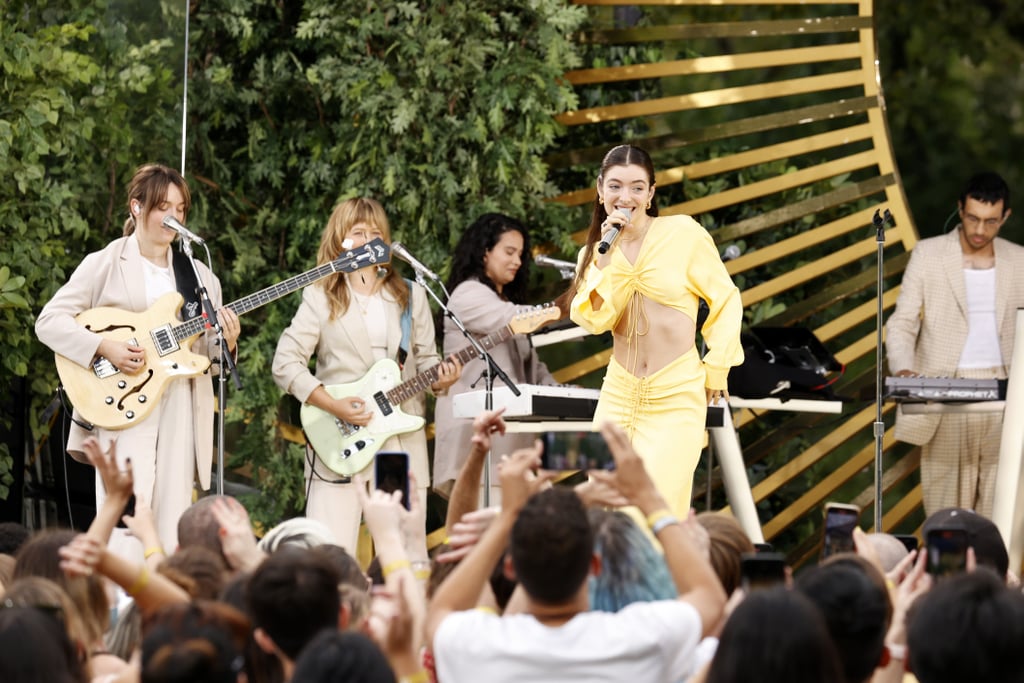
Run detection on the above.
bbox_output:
[390,242,440,282]
[161,216,206,246]
[597,208,631,254]
[721,244,742,262]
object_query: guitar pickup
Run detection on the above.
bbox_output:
[151,325,179,356]
[373,392,392,416]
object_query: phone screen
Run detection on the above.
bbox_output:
[822,504,860,558]
[926,529,968,577]
[539,431,615,472]
[740,552,786,592]
[374,451,410,510]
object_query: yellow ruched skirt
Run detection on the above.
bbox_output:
[594,346,707,518]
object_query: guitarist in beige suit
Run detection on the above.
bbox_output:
[886,172,1024,518]
[35,164,241,556]
[272,197,460,554]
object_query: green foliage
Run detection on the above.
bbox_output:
[876,0,1024,241]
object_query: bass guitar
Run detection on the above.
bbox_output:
[55,239,390,430]
[301,305,561,476]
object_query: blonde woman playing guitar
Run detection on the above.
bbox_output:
[35,164,241,558]
[272,197,461,554]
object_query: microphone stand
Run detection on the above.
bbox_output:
[180,237,241,495]
[413,271,520,506]
[871,208,892,532]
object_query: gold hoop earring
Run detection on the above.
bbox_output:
[597,195,604,204]
[646,200,652,210]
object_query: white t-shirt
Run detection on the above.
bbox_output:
[958,268,1003,369]
[434,600,703,683]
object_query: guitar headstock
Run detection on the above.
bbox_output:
[334,238,390,272]
[508,304,562,335]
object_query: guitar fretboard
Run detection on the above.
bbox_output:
[385,327,514,405]
[169,242,385,342]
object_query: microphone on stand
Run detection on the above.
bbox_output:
[597,208,631,254]
[534,254,577,280]
[162,216,207,246]
[721,244,742,262]
[391,242,440,282]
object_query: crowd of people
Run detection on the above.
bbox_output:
[15,146,1024,681]
[4,410,1024,683]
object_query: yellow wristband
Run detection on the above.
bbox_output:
[400,671,430,683]
[646,509,673,530]
[127,566,150,597]
[144,547,165,560]
[382,559,411,580]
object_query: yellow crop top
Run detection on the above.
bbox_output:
[569,214,744,389]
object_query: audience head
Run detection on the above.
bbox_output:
[246,546,341,661]
[0,605,88,683]
[864,532,910,573]
[922,508,1008,579]
[587,509,674,611]
[13,529,110,645]
[796,561,891,683]
[0,522,31,555]
[159,546,230,600]
[309,544,371,630]
[697,512,756,596]
[291,629,397,683]
[510,488,593,606]
[141,600,250,683]
[907,569,1024,683]
[2,576,89,659]
[706,586,843,683]
[446,213,532,303]
[258,516,337,553]
[0,553,15,591]
[178,495,232,564]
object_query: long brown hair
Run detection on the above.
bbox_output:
[565,145,658,305]
[122,164,191,237]
[317,197,409,319]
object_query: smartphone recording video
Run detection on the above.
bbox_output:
[925,528,968,577]
[374,451,411,510]
[821,502,861,559]
[740,552,787,592]
[539,431,615,472]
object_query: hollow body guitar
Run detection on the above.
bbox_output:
[55,240,390,430]
[301,306,561,476]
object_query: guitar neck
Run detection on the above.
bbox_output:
[386,325,515,405]
[170,256,358,341]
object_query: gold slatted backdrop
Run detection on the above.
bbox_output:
[546,0,922,557]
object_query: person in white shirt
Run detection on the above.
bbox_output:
[426,420,726,683]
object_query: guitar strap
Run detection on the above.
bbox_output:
[397,278,413,367]
[171,248,204,322]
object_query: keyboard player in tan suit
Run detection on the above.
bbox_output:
[886,172,1024,517]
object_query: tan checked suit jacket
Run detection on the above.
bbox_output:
[886,229,1024,445]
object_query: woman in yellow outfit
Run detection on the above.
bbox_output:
[568,144,744,517]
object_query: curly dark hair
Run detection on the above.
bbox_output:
[445,213,532,304]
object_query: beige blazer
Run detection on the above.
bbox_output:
[432,279,555,488]
[34,236,222,489]
[271,279,441,476]
[885,229,1024,445]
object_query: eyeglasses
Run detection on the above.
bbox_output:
[962,214,1005,229]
